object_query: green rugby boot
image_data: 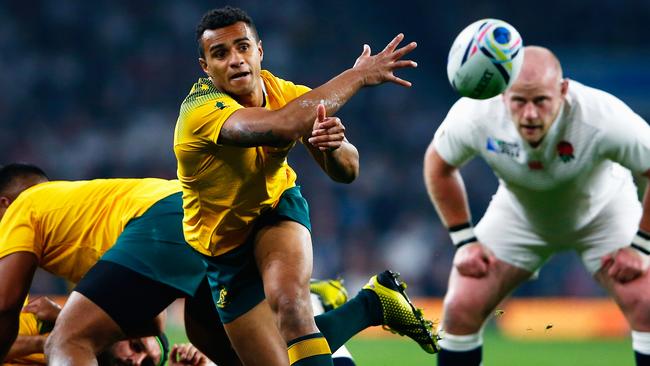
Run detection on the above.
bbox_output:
[310,277,349,312]
[363,270,440,354]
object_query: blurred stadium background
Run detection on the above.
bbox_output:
[2,1,648,364]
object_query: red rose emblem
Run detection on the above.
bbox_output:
[557,141,574,162]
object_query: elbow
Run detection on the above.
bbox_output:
[331,158,359,184]
[333,169,358,184]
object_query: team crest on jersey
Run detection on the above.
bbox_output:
[486,137,520,158]
[215,101,228,110]
[556,141,575,162]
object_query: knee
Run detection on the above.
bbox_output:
[442,296,489,334]
[620,293,650,329]
[268,288,313,332]
[43,329,63,356]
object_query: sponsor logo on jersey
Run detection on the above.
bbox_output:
[557,141,575,162]
[486,137,520,158]
[215,101,228,110]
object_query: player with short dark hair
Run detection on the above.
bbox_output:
[195,6,258,59]
[425,46,650,366]
[174,5,437,366]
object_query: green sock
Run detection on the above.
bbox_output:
[315,289,382,351]
[287,333,333,366]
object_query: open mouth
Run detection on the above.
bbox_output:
[230,71,250,80]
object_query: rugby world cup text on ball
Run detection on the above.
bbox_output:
[471,70,495,99]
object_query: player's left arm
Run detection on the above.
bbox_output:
[303,104,359,183]
[604,170,650,283]
[0,252,39,360]
[6,334,47,360]
[5,296,61,360]
[599,99,650,283]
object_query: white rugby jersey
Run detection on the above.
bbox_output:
[434,80,650,232]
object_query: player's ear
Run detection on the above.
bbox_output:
[198,58,209,76]
[258,40,263,62]
[0,196,11,209]
[560,78,569,97]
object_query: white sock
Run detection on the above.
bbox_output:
[439,331,483,352]
[632,331,650,355]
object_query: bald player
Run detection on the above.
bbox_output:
[425,46,650,365]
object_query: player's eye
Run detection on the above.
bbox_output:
[238,43,250,52]
[212,49,227,59]
[510,98,525,106]
[533,97,549,106]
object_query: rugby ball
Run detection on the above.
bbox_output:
[447,19,524,99]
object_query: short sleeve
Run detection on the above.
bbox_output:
[0,196,41,260]
[433,98,480,167]
[175,94,244,147]
[597,96,650,174]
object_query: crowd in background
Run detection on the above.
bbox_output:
[2,0,649,297]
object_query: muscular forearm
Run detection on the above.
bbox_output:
[0,309,21,361]
[6,335,46,360]
[321,142,360,183]
[225,69,366,146]
[423,146,472,227]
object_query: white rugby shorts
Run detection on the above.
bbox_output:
[475,182,642,275]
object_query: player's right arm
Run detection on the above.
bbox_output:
[218,34,417,147]
[424,146,493,277]
[423,100,494,277]
[0,252,38,360]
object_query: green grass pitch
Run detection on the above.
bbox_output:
[167,327,633,365]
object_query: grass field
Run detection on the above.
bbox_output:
[167,327,634,365]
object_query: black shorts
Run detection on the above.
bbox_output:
[74,260,188,335]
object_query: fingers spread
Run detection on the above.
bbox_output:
[392,41,418,59]
[382,33,405,54]
[390,76,412,88]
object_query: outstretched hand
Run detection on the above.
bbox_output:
[453,242,495,278]
[353,33,418,87]
[308,104,346,152]
[601,247,650,283]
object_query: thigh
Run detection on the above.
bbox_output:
[254,220,313,296]
[443,256,533,334]
[74,260,183,337]
[222,299,288,366]
[48,291,124,352]
[184,279,242,366]
[594,267,650,330]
